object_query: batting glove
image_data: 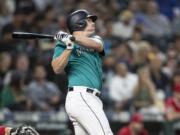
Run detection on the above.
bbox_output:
[54,31,74,50]
[10,125,39,135]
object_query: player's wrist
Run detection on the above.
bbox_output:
[66,43,74,50]
[65,35,74,50]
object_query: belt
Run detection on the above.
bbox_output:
[68,87,101,97]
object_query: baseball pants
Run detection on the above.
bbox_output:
[65,86,113,135]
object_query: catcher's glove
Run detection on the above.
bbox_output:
[10,125,39,135]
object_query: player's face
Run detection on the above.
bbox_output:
[133,122,143,133]
[34,66,47,80]
[84,18,95,35]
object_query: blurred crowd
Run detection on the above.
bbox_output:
[0,0,180,134]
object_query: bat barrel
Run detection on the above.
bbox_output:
[12,32,76,41]
[12,32,54,39]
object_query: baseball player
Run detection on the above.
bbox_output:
[52,9,113,135]
[0,125,39,135]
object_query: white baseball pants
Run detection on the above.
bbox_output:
[65,86,113,135]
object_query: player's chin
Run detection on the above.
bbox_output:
[87,30,95,35]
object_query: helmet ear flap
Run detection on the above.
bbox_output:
[76,19,87,30]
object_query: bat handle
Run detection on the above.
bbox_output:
[70,36,76,42]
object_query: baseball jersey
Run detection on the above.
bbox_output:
[166,97,180,112]
[117,126,149,135]
[53,35,104,91]
[0,126,5,135]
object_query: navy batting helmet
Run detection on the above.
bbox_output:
[66,9,97,34]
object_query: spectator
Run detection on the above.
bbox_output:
[109,62,138,111]
[101,54,116,109]
[111,42,133,64]
[165,84,180,120]
[149,55,169,92]
[128,0,141,14]
[111,10,135,39]
[172,13,180,34]
[133,66,156,111]
[103,54,116,88]
[165,70,180,121]
[1,70,29,111]
[172,35,180,60]
[164,70,180,135]
[139,0,171,37]
[4,53,31,86]
[132,41,152,72]
[26,64,61,111]
[117,113,149,135]
[21,3,37,32]
[40,5,59,35]
[163,46,178,78]
[0,52,12,90]
[0,0,14,35]
[0,8,27,52]
[128,26,146,53]
[0,3,38,53]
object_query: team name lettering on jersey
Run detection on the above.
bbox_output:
[75,46,95,56]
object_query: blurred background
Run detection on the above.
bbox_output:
[0,0,180,135]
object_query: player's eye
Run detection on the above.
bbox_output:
[87,18,93,23]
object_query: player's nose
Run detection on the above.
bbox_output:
[91,22,95,27]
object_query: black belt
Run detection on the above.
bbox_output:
[68,87,101,97]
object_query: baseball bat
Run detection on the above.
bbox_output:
[12,32,76,41]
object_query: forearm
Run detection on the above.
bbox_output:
[74,35,103,52]
[166,112,180,121]
[51,49,72,74]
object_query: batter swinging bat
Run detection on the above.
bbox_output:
[12,32,76,41]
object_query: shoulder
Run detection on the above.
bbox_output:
[118,127,131,135]
[28,81,37,89]
[46,81,58,88]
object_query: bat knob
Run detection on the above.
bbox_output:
[70,36,76,42]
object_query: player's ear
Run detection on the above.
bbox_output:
[76,19,87,30]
